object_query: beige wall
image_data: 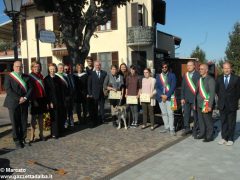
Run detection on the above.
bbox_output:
[20,0,155,72]
[89,6,128,65]
[20,7,60,71]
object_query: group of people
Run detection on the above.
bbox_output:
[3,57,240,149]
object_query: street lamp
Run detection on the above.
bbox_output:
[3,0,23,61]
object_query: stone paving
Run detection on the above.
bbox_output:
[0,95,11,126]
[0,116,186,180]
[113,111,240,180]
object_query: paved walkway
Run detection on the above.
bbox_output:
[0,95,11,126]
[0,122,185,180]
[113,111,240,180]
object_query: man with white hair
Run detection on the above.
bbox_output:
[195,63,215,142]
[88,60,107,126]
[4,60,33,148]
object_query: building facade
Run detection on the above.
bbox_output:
[17,0,180,76]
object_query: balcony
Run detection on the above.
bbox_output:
[127,26,154,46]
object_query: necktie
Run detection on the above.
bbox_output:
[224,75,229,89]
[97,71,100,78]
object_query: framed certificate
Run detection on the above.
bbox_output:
[140,93,150,103]
[126,96,138,104]
[109,90,122,99]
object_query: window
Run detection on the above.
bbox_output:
[131,3,147,26]
[21,19,27,40]
[97,7,117,31]
[35,16,45,31]
[98,52,112,71]
[91,51,119,72]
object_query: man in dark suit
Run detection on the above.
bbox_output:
[196,63,215,142]
[88,60,107,126]
[181,60,200,137]
[216,61,240,146]
[4,60,33,148]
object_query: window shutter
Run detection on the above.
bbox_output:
[35,17,45,30]
[131,3,138,26]
[91,53,97,61]
[23,59,29,74]
[53,14,60,31]
[111,7,118,30]
[21,19,27,40]
[112,51,119,67]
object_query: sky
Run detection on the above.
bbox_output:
[158,0,240,61]
[0,0,240,61]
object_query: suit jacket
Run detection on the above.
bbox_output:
[181,71,200,103]
[4,73,33,109]
[73,72,88,103]
[88,70,107,100]
[156,72,177,102]
[196,75,215,109]
[216,74,240,111]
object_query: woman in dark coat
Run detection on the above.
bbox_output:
[44,63,65,139]
[73,63,88,125]
[29,61,47,142]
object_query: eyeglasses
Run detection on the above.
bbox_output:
[162,66,168,69]
[144,72,149,73]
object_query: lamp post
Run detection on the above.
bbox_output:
[3,0,23,61]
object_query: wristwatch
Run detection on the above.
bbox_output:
[23,97,27,100]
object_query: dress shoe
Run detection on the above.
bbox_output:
[226,141,234,146]
[195,135,204,139]
[181,129,191,136]
[203,138,213,142]
[218,139,227,145]
[15,141,24,149]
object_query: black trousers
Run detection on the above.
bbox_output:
[183,102,199,136]
[197,107,213,140]
[91,97,105,125]
[49,109,59,138]
[220,107,237,141]
[76,101,87,123]
[8,104,28,142]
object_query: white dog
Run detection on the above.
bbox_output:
[112,105,128,130]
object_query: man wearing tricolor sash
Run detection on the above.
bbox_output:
[181,60,200,137]
[156,62,177,135]
[196,64,215,142]
[56,63,69,131]
[4,60,33,148]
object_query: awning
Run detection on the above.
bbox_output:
[0,20,13,41]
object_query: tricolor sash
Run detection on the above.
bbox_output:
[9,72,27,92]
[198,77,209,113]
[159,73,177,110]
[56,73,68,87]
[185,72,196,94]
[29,73,45,93]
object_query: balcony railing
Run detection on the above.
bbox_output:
[127,26,154,46]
